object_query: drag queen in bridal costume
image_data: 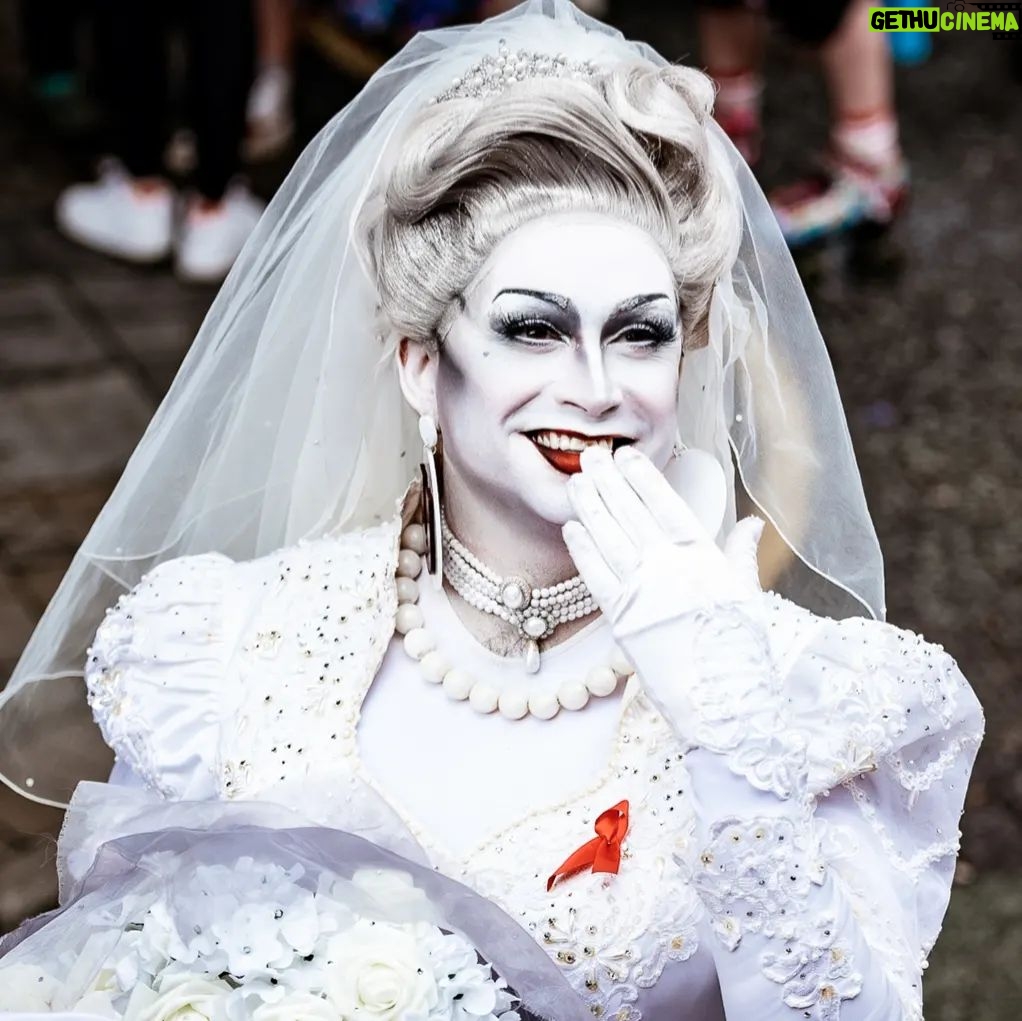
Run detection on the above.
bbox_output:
[0,2,983,1019]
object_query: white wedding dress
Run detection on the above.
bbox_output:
[76,509,982,1021]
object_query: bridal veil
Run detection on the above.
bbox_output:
[0,0,883,808]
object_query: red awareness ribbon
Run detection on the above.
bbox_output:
[546,800,630,892]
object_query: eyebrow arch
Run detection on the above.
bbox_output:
[492,288,571,310]
[493,289,674,318]
[610,293,673,315]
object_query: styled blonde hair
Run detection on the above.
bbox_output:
[363,61,741,350]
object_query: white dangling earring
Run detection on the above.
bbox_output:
[662,431,689,495]
[419,414,443,589]
[664,438,729,539]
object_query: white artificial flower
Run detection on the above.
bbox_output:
[67,950,124,1017]
[73,988,121,1018]
[251,991,339,1021]
[0,963,60,1011]
[493,1001,520,1021]
[219,979,292,1021]
[350,868,434,923]
[415,925,510,1021]
[212,901,296,977]
[442,963,499,1019]
[275,884,323,956]
[418,924,477,975]
[128,974,232,1021]
[139,858,321,983]
[325,918,438,1021]
[138,899,195,970]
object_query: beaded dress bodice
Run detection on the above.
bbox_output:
[86,517,984,1021]
[88,518,721,1019]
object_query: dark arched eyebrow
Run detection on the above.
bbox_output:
[493,289,673,317]
[611,293,673,315]
[491,289,579,336]
[493,288,571,310]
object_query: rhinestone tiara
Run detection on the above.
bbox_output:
[432,40,601,103]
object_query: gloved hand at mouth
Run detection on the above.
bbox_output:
[562,444,768,728]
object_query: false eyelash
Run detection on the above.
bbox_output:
[612,317,679,348]
[491,312,565,341]
[490,312,679,347]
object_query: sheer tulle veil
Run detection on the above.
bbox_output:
[0,0,884,808]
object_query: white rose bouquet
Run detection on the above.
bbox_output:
[0,802,586,1021]
[0,859,520,1021]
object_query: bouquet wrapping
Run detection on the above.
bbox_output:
[0,786,588,1021]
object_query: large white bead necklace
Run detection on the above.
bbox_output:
[441,510,595,674]
[394,524,634,721]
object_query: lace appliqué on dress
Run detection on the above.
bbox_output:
[463,694,705,1021]
[678,601,811,800]
[695,816,862,1020]
[679,596,967,804]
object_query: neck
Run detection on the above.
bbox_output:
[441,486,577,590]
[437,477,597,657]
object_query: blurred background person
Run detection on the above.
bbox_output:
[479,0,607,15]
[16,0,91,132]
[698,0,909,248]
[55,1,263,283]
[246,0,296,161]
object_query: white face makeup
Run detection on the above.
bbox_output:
[436,212,682,527]
[407,212,683,529]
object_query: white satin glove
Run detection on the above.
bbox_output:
[563,445,765,634]
[563,445,770,738]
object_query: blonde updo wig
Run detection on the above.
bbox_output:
[363,60,742,351]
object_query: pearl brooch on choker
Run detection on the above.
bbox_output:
[442,511,596,673]
[394,525,633,721]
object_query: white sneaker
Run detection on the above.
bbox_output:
[245,65,294,161]
[174,185,264,284]
[55,163,173,263]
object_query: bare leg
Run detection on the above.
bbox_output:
[819,0,895,120]
[769,0,907,247]
[255,0,294,67]
[697,4,768,164]
[697,5,766,76]
[247,0,295,159]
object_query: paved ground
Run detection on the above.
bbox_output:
[0,2,1020,1016]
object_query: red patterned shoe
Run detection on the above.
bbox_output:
[770,149,910,249]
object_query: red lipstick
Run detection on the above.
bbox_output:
[526,431,632,476]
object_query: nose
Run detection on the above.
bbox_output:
[555,343,623,420]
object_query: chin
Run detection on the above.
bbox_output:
[522,445,596,525]
[511,483,576,528]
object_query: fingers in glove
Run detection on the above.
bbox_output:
[613,445,706,545]
[566,473,640,579]
[578,446,661,547]
[562,520,620,607]
[722,516,765,590]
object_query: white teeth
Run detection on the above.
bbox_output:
[532,431,617,452]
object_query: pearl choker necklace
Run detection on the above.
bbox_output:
[394,524,634,721]
[441,511,595,673]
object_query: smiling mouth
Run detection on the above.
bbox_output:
[525,430,634,475]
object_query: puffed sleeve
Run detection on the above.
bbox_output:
[84,553,235,801]
[641,595,984,1021]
